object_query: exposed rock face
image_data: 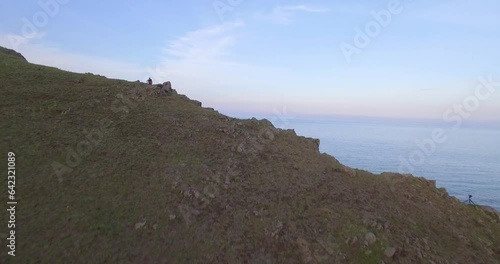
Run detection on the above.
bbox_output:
[0,46,27,61]
[162,81,172,92]
[157,81,171,95]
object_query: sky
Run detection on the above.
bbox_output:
[1,0,500,122]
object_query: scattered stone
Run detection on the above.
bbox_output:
[317,239,335,255]
[350,236,358,246]
[365,232,377,245]
[183,189,192,198]
[62,108,73,115]
[417,249,423,259]
[153,224,158,230]
[271,220,284,239]
[365,250,372,255]
[342,165,356,177]
[384,247,396,258]
[237,144,245,153]
[475,218,485,227]
[362,217,373,227]
[135,219,147,229]
[313,253,329,263]
[169,214,177,220]
[296,238,314,263]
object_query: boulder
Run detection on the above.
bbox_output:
[384,247,396,258]
[364,232,376,245]
[162,81,172,92]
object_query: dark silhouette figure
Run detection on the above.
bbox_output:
[464,194,476,205]
[147,78,153,85]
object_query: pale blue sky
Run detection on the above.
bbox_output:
[1,0,499,121]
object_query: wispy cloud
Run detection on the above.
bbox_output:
[258,5,329,25]
[145,22,245,84]
[148,22,312,110]
[164,21,244,60]
[147,22,255,96]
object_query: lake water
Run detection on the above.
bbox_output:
[234,114,500,210]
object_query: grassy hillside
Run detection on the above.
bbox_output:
[0,47,499,263]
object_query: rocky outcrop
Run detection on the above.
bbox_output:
[0,46,27,62]
[192,100,202,107]
[162,81,172,92]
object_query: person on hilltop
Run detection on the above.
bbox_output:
[147,77,153,85]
